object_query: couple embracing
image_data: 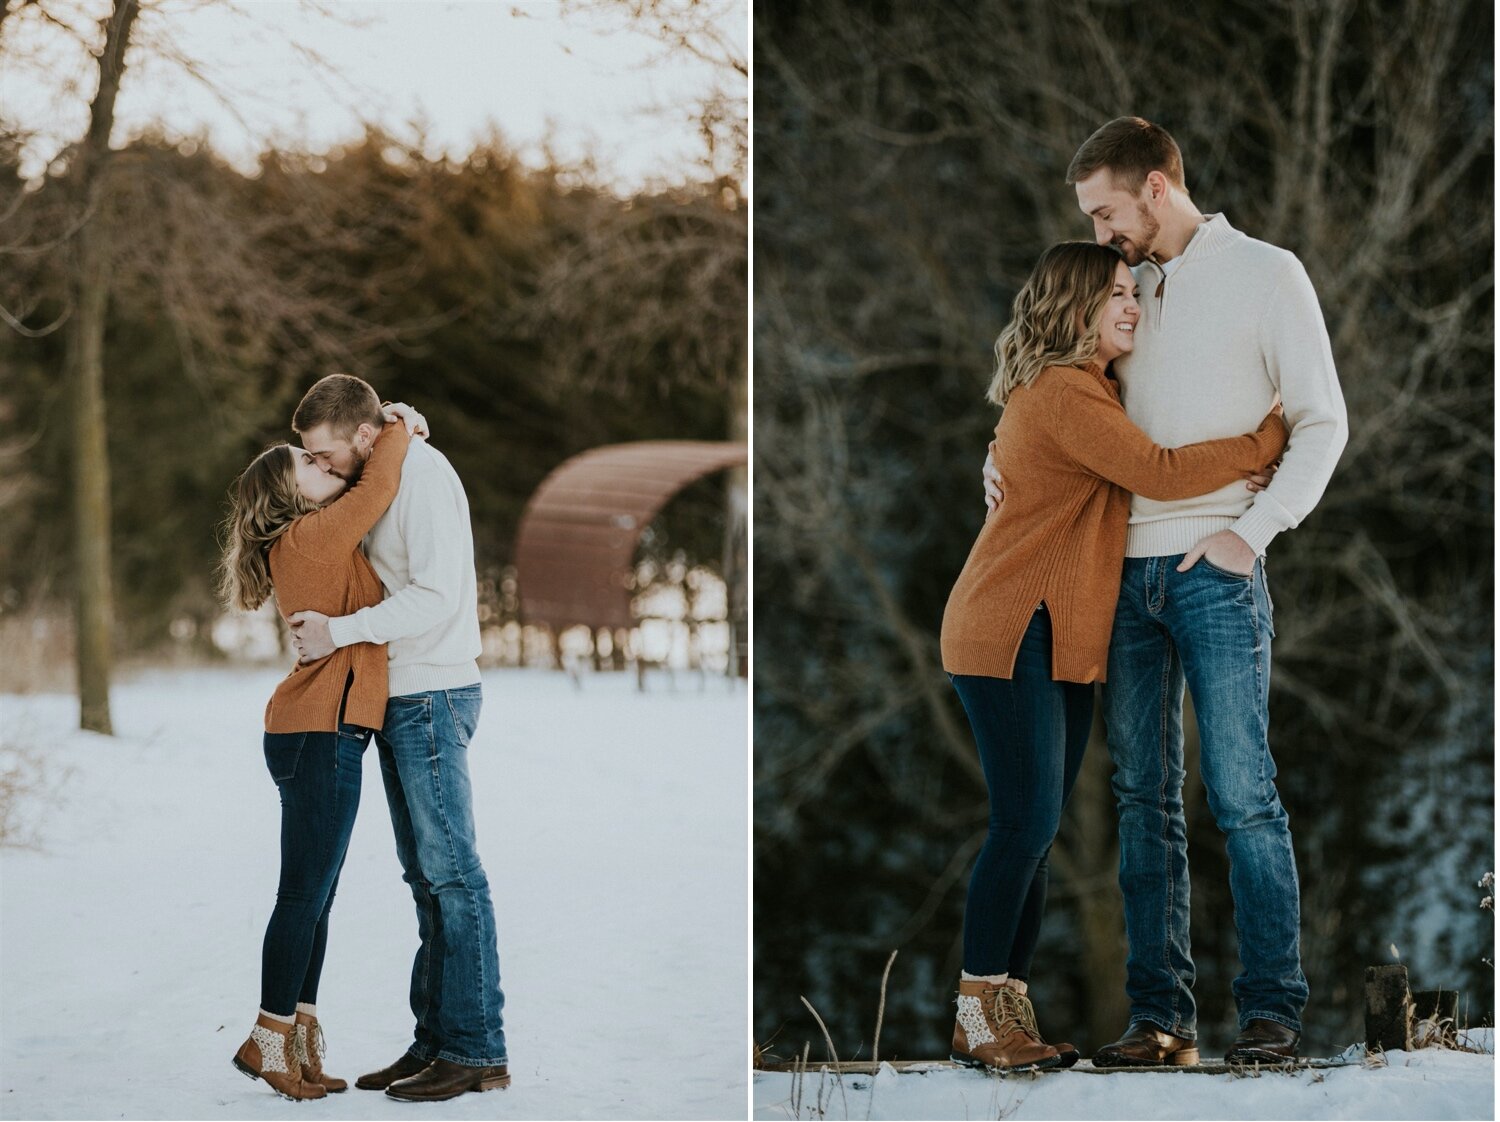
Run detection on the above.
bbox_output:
[217,374,509,1101]
[939,118,1348,1069]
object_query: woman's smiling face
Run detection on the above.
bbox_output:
[292,446,348,505]
[1095,260,1141,363]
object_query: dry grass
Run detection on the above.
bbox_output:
[0,725,73,851]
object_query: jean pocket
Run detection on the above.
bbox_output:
[263,731,309,782]
[388,692,434,709]
[442,688,483,749]
[1199,558,1255,581]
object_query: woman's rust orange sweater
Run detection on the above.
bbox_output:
[264,422,410,732]
[940,363,1287,684]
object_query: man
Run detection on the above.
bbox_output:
[985,118,1347,1064]
[288,374,510,1100]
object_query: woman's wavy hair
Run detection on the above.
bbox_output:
[216,444,318,612]
[986,241,1124,406]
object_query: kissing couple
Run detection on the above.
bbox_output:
[217,374,510,1101]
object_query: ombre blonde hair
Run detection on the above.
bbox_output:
[216,444,319,612]
[986,242,1124,406]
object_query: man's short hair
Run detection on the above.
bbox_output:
[1066,117,1186,194]
[292,374,384,439]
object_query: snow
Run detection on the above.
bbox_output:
[1,667,749,1120]
[753,1035,1495,1121]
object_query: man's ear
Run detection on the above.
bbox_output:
[1145,169,1169,206]
[355,422,377,450]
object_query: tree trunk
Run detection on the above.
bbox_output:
[68,0,140,734]
[724,361,748,677]
[69,224,115,733]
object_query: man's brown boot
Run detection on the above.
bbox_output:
[385,1058,511,1101]
[355,1051,431,1091]
[231,1013,327,1100]
[1012,990,1080,1069]
[293,1012,347,1093]
[950,978,1063,1072]
[1224,1018,1299,1063]
[1092,1023,1200,1067]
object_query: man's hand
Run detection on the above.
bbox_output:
[983,447,1004,518]
[289,610,335,665]
[1178,530,1257,575]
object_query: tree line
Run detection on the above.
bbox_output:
[0,1,746,725]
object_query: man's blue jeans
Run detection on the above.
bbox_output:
[1102,555,1307,1038]
[376,684,508,1067]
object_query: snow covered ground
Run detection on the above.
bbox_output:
[753,1034,1495,1121]
[1,667,749,1120]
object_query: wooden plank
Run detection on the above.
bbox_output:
[1366,964,1413,1051]
[756,1058,1357,1076]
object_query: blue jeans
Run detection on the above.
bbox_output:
[376,684,508,1067]
[1102,555,1307,1038]
[260,723,371,1016]
[951,607,1092,979]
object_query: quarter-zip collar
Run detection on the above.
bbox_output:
[1139,213,1242,321]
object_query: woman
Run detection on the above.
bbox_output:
[938,242,1287,1072]
[217,402,425,1101]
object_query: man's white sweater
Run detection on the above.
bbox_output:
[1115,213,1348,557]
[327,438,482,696]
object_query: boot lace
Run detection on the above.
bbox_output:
[291,1023,310,1066]
[1013,992,1045,1042]
[295,1020,328,1071]
[987,986,1029,1038]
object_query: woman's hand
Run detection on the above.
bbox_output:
[983,446,1004,514]
[1246,460,1279,492]
[1247,400,1285,491]
[382,401,429,438]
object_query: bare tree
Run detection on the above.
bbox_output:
[547,0,749,667]
[60,0,140,733]
[0,1,431,728]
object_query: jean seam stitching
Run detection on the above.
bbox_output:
[445,694,494,1047]
[385,726,438,1055]
[1159,635,1182,1029]
[428,695,484,1053]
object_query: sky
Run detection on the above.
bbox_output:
[0,0,746,189]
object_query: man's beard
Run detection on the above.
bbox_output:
[1115,201,1161,266]
[346,445,372,482]
[333,443,372,483]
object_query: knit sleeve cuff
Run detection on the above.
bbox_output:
[1230,498,1293,557]
[327,612,365,650]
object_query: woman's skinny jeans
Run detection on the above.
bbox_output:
[259,722,371,1016]
[949,607,1092,979]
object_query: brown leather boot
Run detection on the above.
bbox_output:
[1224,1018,1300,1063]
[1092,1022,1200,1067]
[293,1012,347,1092]
[384,1058,511,1101]
[232,1013,327,1100]
[355,1051,431,1091]
[1012,990,1080,1068]
[950,978,1063,1072]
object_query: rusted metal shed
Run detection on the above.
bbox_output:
[513,440,748,632]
